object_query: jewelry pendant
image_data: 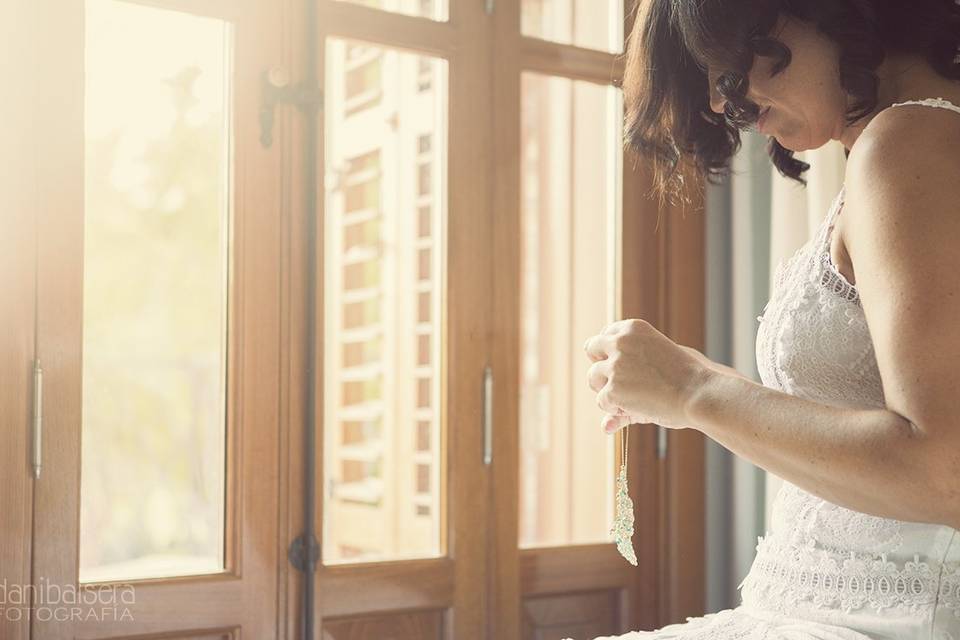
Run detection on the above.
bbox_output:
[610,430,638,566]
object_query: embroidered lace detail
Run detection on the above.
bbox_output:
[741,535,960,617]
[818,187,861,305]
[940,564,960,619]
[583,608,875,639]
[818,251,859,305]
[771,483,904,555]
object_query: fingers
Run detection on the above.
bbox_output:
[601,413,632,434]
[602,319,632,335]
[587,359,609,393]
[584,319,639,362]
[583,333,613,363]
[596,383,621,415]
[586,321,640,435]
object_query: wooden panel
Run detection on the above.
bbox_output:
[322,610,446,640]
[520,546,634,596]
[91,628,237,640]
[520,37,625,85]
[319,559,454,617]
[522,592,620,640]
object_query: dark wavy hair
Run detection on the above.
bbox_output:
[623,0,960,204]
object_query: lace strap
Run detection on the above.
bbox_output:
[820,185,846,242]
[889,96,960,115]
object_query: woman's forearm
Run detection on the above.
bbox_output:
[685,367,958,527]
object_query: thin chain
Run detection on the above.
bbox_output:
[621,426,628,469]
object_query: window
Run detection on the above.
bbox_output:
[521,0,625,52]
[14,0,703,636]
[518,73,623,548]
[80,0,232,584]
[323,38,447,564]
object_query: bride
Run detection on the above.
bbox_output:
[581,0,960,638]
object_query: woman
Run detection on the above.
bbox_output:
[582,0,960,638]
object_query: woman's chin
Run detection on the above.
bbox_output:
[773,129,829,153]
[771,134,810,153]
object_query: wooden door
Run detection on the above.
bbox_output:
[301,0,495,638]
[28,0,288,637]
[488,0,707,637]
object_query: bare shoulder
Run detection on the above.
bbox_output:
[843,100,960,232]
[839,99,960,293]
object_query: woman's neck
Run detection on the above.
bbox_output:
[839,53,959,150]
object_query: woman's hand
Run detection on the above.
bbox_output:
[584,318,713,434]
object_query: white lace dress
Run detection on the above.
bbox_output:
[585,97,960,640]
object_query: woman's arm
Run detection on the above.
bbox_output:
[685,368,956,526]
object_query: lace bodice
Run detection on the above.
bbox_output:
[743,97,960,639]
[755,185,884,411]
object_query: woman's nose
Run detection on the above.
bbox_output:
[709,92,727,115]
[707,69,726,114]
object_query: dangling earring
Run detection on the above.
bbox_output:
[610,426,637,566]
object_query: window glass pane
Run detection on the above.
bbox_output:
[519,73,623,548]
[80,0,231,582]
[521,0,624,53]
[324,38,447,564]
[336,0,448,21]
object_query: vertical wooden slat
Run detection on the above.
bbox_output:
[619,9,665,631]
[490,0,522,637]
[30,0,85,636]
[447,0,495,637]
[282,0,308,634]
[621,155,666,633]
[0,3,40,639]
[231,1,287,636]
[663,173,707,624]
